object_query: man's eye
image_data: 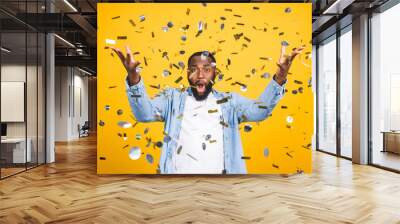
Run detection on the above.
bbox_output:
[203,67,211,73]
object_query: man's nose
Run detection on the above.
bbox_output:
[197,70,205,78]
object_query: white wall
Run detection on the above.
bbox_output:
[54,67,89,141]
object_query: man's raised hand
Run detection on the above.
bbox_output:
[274,45,305,85]
[111,46,141,85]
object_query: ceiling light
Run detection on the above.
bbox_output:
[78,67,93,76]
[54,34,75,48]
[63,0,78,12]
[1,47,11,53]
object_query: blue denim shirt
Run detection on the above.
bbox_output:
[126,78,285,174]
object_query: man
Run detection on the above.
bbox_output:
[111,45,303,174]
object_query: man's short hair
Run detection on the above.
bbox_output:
[187,51,216,67]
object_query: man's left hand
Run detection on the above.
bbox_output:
[274,45,305,85]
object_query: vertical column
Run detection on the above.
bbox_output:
[46,1,55,163]
[352,14,369,164]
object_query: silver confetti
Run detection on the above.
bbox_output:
[178,61,185,69]
[104,105,110,111]
[264,147,269,157]
[202,142,206,150]
[205,134,211,141]
[286,116,294,123]
[135,134,142,140]
[139,15,146,22]
[167,21,174,28]
[162,69,171,77]
[162,26,169,32]
[118,121,132,129]
[201,51,209,61]
[146,154,154,164]
[198,21,204,31]
[129,146,141,160]
[262,72,271,79]
[244,124,252,132]
[99,120,105,126]
[181,35,187,41]
[240,85,248,92]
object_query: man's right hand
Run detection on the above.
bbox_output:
[111,46,141,86]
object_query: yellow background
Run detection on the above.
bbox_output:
[97,3,313,174]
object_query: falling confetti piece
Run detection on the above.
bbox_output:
[220,121,229,128]
[292,90,298,94]
[99,157,106,160]
[279,32,284,36]
[216,97,230,104]
[261,73,270,79]
[233,14,242,17]
[201,51,210,61]
[209,140,217,143]
[208,109,218,113]
[285,7,292,13]
[163,135,172,143]
[294,80,303,84]
[105,39,116,45]
[155,141,163,148]
[104,105,110,111]
[202,142,206,150]
[177,145,183,154]
[139,15,145,22]
[167,21,174,28]
[286,152,293,158]
[175,76,183,83]
[218,74,224,81]
[117,109,123,116]
[117,36,127,40]
[264,148,269,157]
[112,16,120,19]
[205,134,212,141]
[233,33,243,40]
[129,19,136,26]
[244,124,252,132]
[162,26,168,32]
[123,145,129,149]
[179,50,185,55]
[253,6,260,10]
[240,85,247,92]
[181,35,187,41]
[99,120,105,126]
[146,154,154,164]
[236,23,245,26]
[187,153,198,161]
[136,134,142,140]
[129,147,141,160]
[272,164,279,169]
[241,156,251,160]
[298,87,304,93]
[162,69,171,77]
[258,105,268,109]
[150,84,160,89]
[118,121,132,129]
[225,8,232,12]
[286,116,294,123]
[281,105,288,109]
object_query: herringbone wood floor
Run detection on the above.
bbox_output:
[1,135,400,224]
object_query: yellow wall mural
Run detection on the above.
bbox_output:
[97,3,313,174]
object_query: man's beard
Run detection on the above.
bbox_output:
[189,80,213,101]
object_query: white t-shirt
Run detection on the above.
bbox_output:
[172,93,224,174]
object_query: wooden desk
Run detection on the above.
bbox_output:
[381,131,400,154]
[1,138,32,163]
